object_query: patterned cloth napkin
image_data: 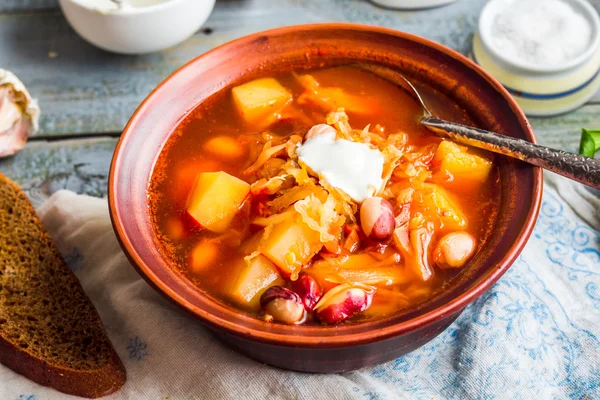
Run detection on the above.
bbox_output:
[2,173,599,400]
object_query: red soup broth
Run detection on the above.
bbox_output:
[149,66,500,325]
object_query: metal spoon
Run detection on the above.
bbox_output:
[356,64,600,190]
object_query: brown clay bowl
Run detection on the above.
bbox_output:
[108,23,543,373]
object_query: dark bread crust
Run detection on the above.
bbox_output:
[0,338,126,398]
[0,173,126,398]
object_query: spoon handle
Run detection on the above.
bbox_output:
[422,116,600,190]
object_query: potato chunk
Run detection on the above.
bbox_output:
[232,78,292,125]
[434,141,492,183]
[228,255,284,311]
[186,171,250,233]
[259,215,322,276]
[238,230,264,255]
[416,183,467,231]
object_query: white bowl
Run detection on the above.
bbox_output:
[478,0,600,74]
[58,0,215,54]
[371,0,457,9]
[473,0,600,116]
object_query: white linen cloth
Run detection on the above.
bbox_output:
[2,172,599,400]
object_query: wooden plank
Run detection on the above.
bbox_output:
[0,137,117,205]
[3,0,600,137]
[0,0,57,12]
[0,0,497,137]
[529,104,600,153]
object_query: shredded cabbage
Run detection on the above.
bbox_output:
[243,250,261,267]
[294,194,345,243]
[285,161,315,186]
[355,124,385,147]
[267,185,328,214]
[251,210,294,227]
[326,108,352,139]
[377,144,404,196]
[243,225,274,266]
[285,134,303,158]
[244,141,287,175]
[250,176,287,195]
[318,179,357,222]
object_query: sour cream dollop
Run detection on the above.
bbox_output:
[296,124,384,203]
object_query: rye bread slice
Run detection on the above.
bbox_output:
[0,173,126,398]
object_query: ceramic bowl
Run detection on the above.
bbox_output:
[473,0,600,116]
[58,0,215,54]
[109,24,543,372]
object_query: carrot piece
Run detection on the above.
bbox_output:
[189,241,220,274]
[323,239,342,255]
[203,136,246,160]
[343,228,360,253]
[166,218,184,240]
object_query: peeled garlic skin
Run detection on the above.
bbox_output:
[316,287,372,324]
[0,69,40,158]
[0,105,32,157]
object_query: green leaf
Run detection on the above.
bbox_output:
[579,129,600,158]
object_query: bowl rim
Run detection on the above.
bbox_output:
[109,22,543,346]
[478,0,600,74]
[63,0,204,16]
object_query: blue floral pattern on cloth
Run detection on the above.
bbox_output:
[6,183,598,400]
[127,336,149,361]
[344,187,600,399]
[63,247,84,272]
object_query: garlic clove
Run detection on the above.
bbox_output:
[0,69,40,158]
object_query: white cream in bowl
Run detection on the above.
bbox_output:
[297,125,384,203]
[59,0,215,54]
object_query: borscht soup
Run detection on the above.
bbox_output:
[149,66,499,325]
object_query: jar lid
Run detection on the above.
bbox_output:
[478,0,600,74]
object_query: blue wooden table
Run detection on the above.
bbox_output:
[1,0,599,204]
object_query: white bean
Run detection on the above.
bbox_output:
[433,232,476,269]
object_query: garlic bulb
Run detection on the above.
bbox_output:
[0,69,40,157]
